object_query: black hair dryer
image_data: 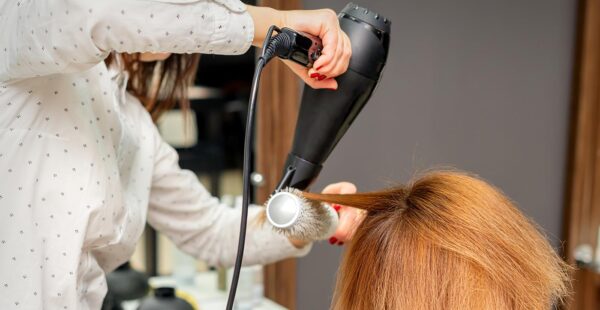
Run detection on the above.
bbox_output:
[275,3,391,191]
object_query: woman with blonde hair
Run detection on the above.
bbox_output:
[305,171,572,309]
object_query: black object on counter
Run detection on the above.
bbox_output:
[138,287,194,310]
[102,262,149,310]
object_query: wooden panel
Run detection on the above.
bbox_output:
[256,1,302,309]
[563,0,600,309]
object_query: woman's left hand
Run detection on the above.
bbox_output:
[281,9,352,90]
[287,181,364,248]
[321,182,365,246]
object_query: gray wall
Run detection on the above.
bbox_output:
[297,1,577,309]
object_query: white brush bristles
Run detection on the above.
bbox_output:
[265,188,338,241]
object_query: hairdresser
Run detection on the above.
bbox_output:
[0,0,362,308]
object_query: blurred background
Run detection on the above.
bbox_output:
[299,0,575,308]
[109,0,600,309]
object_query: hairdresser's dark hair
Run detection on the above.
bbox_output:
[105,53,200,121]
[304,171,572,309]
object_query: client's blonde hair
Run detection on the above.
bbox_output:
[304,171,571,310]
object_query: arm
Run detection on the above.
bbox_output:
[0,0,253,82]
[147,128,311,267]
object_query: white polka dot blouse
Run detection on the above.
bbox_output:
[0,1,311,309]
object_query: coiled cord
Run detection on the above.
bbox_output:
[262,31,293,62]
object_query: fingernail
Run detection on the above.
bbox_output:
[318,75,327,81]
[310,73,319,78]
[332,204,341,212]
[329,237,338,245]
[338,242,344,246]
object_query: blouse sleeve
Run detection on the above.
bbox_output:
[147,127,312,268]
[0,0,254,82]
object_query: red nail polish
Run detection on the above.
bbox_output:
[333,204,341,212]
[310,73,319,78]
[329,237,338,245]
[318,75,327,81]
[328,88,337,91]
[338,242,344,246]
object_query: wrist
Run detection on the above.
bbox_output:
[247,6,286,47]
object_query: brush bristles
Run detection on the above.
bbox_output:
[266,188,338,241]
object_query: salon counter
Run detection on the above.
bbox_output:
[121,271,286,310]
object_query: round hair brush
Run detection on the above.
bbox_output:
[265,188,339,242]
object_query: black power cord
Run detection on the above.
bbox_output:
[226,25,321,309]
[225,25,281,310]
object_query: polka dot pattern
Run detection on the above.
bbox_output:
[0,1,307,309]
[0,0,253,82]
